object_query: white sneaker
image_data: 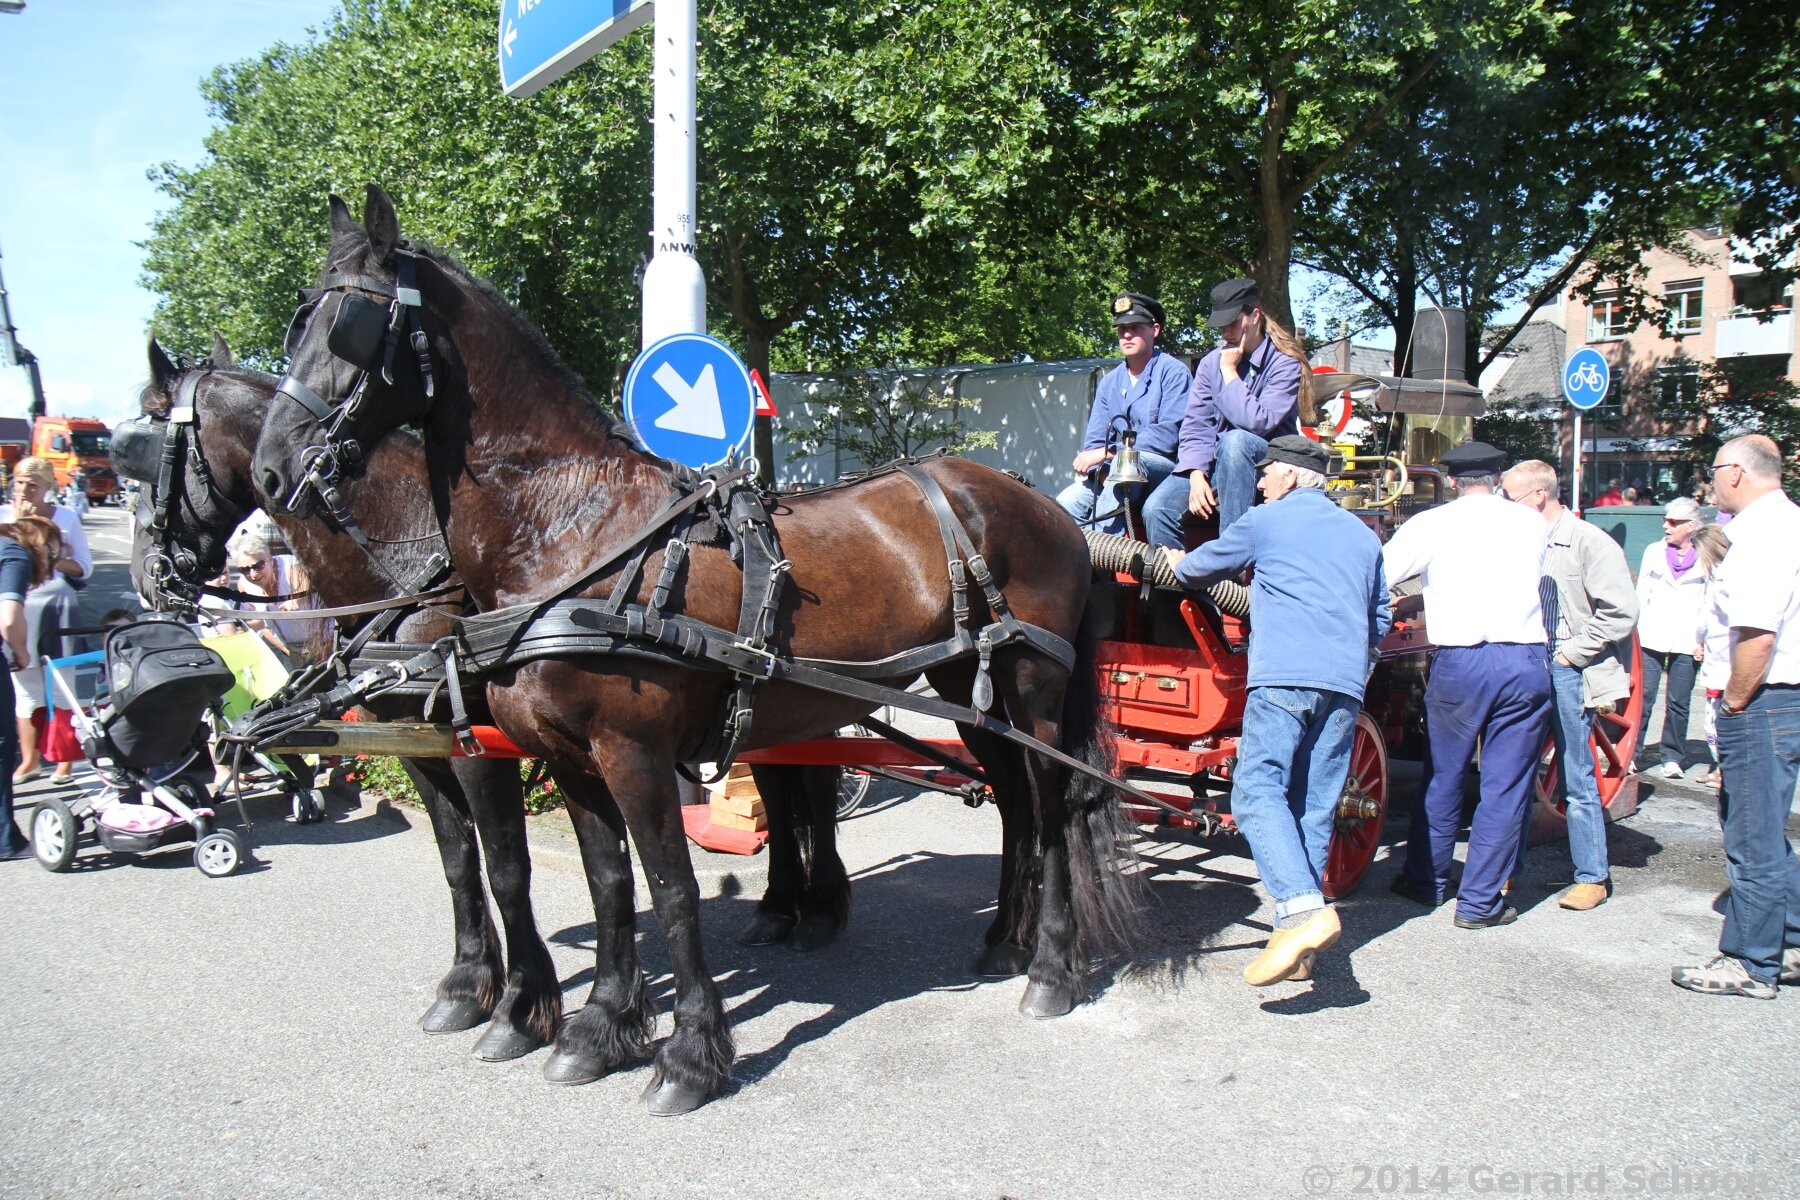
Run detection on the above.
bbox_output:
[1648,762,1684,780]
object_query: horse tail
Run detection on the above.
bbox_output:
[1060,606,1145,958]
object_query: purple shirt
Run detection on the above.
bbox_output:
[1176,337,1303,475]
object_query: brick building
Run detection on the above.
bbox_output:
[1555,227,1797,501]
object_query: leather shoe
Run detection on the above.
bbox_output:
[1558,881,1610,911]
[1453,906,1519,930]
[1389,873,1450,908]
[1244,907,1341,986]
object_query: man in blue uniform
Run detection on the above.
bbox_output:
[1056,292,1191,535]
[1145,278,1308,547]
[1165,435,1391,984]
[1382,441,1551,929]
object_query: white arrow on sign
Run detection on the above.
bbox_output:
[503,20,518,55]
[651,362,726,438]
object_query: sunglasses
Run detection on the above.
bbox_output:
[1705,463,1741,480]
[240,558,272,574]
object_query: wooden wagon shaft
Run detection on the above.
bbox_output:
[261,721,528,759]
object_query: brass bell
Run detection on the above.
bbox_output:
[1109,429,1149,488]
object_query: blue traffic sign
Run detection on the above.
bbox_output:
[1561,347,1612,411]
[623,334,757,468]
[498,0,653,100]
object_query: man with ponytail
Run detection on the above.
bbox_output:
[1144,278,1314,547]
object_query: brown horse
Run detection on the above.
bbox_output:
[127,339,575,1062]
[251,186,1139,1114]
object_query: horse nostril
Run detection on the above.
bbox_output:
[260,468,287,508]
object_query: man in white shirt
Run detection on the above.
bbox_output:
[1671,434,1800,999]
[1381,442,1551,929]
[1503,460,1638,911]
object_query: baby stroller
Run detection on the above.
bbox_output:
[32,618,252,877]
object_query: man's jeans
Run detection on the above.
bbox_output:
[1543,662,1608,884]
[1713,683,1800,984]
[1056,450,1176,538]
[1142,429,1268,548]
[1639,648,1698,769]
[1233,686,1360,922]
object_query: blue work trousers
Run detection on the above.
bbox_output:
[1232,686,1360,922]
[1056,450,1177,539]
[1142,429,1267,548]
[1713,684,1800,984]
[1403,643,1552,922]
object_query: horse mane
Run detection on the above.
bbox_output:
[401,238,638,450]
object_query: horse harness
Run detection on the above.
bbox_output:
[235,455,1078,785]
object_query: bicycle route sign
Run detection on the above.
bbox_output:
[498,0,653,99]
[1561,347,1612,411]
[622,333,757,468]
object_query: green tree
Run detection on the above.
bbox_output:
[1077,0,1559,329]
[1634,357,1800,497]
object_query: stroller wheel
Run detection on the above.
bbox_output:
[32,797,79,872]
[195,829,244,878]
[308,790,328,823]
[291,791,323,825]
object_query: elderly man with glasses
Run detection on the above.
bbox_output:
[1634,497,1709,780]
[1503,459,1638,910]
[1671,435,1800,999]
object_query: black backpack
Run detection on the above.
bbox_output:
[102,619,234,768]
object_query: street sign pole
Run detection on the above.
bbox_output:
[1572,410,1583,513]
[1561,346,1610,515]
[640,0,705,347]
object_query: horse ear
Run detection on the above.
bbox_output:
[147,334,179,394]
[364,184,400,265]
[328,193,359,240]
[210,332,234,368]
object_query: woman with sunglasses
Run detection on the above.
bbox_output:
[1634,496,1708,779]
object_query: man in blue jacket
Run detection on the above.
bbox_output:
[1164,435,1391,985]
[1057,292,1191,535]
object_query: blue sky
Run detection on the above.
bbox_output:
[0,1,340,426]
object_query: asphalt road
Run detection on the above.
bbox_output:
[2,507,1795,1199]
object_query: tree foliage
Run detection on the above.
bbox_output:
[783,372,999,467]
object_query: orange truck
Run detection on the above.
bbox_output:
[29,415,118,503]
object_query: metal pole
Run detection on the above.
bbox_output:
[1572,410,1584,514]
[0,240,48,417]
[639,0,705,347]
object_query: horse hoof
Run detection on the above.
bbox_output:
[640,1076,711,1117]
[1018,980,1077,1020]
[473,1021,544,1062]
[419,997,488,1034]
[736,911,797,947]
[542,1049,608,1086]
[972,943,1032,979]
[785,912,841,953]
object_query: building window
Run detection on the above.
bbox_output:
[1589,292,1629,340]
[1589,372,1626,421]
[1664,281,1703,336]
[1657,363,1701,410]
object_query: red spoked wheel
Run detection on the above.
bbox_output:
[1323,710,1388,899]
[1531,635,1646,844]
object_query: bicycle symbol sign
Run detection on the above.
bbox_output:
[1561,347,1611,411]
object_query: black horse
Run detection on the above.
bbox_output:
[251,187,1140,1114]
[128,336,573,1062]
[127,336,847,1084]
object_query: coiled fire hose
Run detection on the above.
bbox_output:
[1082,530,1251,618]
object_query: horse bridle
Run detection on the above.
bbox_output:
[113,365,236,610]
[272,246,436,524]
